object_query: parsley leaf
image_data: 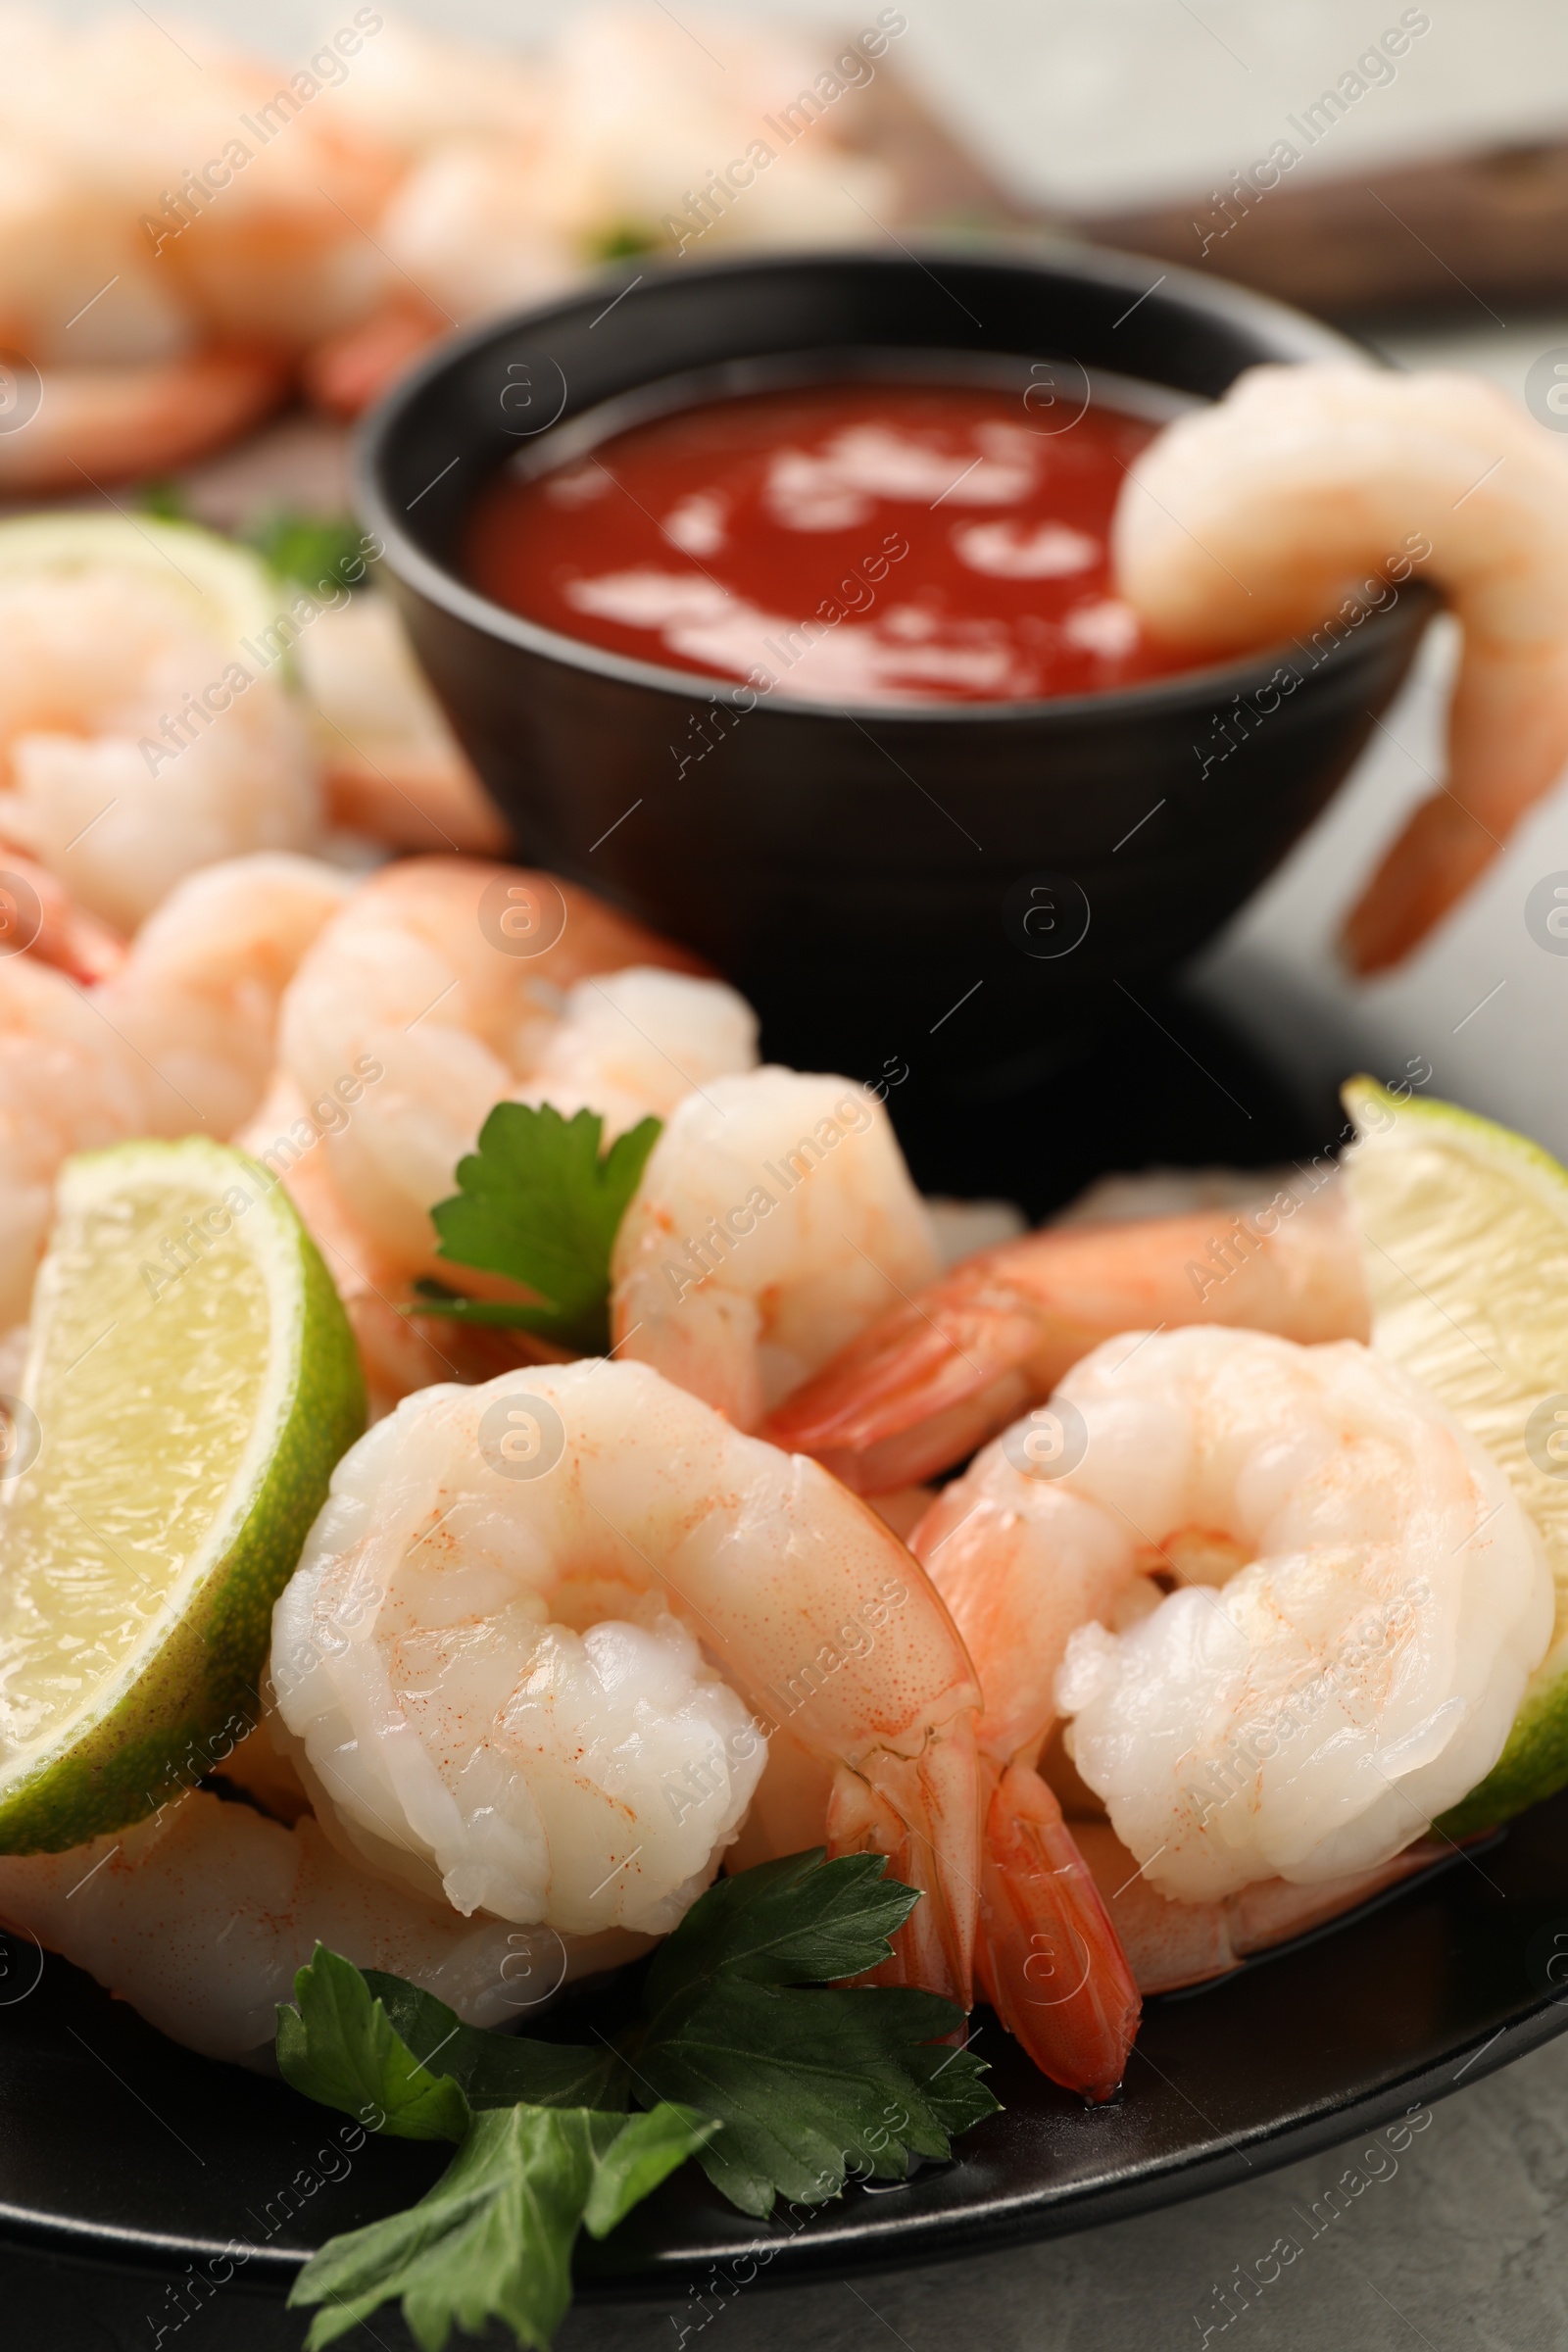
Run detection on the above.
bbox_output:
[410,1102,662,1351]
[635,1851,997,2216]
[360,1971,629,2113]
[277,1945,469,2142]
[276,1854,999,2348]
[289,2102,712,2352]
[277,1947,627,2130]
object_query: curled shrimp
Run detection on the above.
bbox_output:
[0,852,349,1323]
[270,1358,981,2006]
[925,1326,1546,1901]
[910,1325,1551,2088]
[0,1788,636,2064]
[0,533,320,930]
[765,1175,1370,1493]
[277,857,756,1291]
[0,15,400,482]
[611,1068,940,1431]
[1113,365,1568,972]
[1051,1327,1550,1896]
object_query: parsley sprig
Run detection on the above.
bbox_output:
[408,1102,662,1353]
[279,1851,996,2350]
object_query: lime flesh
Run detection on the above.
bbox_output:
[1344,1079,1568,1836]
[0,1138,364,1851]
[0,513,280,651]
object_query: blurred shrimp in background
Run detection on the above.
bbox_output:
[306,10,903,407]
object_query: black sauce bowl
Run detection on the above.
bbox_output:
[356,245,1433,1084]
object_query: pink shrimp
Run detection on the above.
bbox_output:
[0,346,288,496]
[0,848,124,983]
[764,1179,1369,1494]
[908,1320,1548,2094]
[1074,1820,1447,1994]
[1113,365,1568,973]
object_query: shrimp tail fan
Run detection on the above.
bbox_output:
[976,1759,1141,2103]
[825,1720,981,2010]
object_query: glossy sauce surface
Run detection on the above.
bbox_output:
[464,380,1186,706]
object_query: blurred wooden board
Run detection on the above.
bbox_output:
[851,65,1568,323]
[1079,137,1568,319]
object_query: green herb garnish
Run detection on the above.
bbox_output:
[408,1102,662,1352]
[279,1852,996,2349]
[244,506,376,598]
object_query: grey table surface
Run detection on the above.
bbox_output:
[14,6,1568,2345]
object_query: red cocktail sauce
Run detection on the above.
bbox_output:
[463,380,1184,706]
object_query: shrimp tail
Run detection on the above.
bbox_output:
[766,1191,1369,1494]
[1343,636,1568,972]
[975,1760,1141,2104]
[825,1723,981,2011]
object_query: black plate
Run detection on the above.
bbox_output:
[2,1786,1565,2303]
[2,994,1561,2304]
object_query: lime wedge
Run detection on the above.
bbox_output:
[1344,1079,1568,1835]
[0,1139,364,1851]
[0,512,280,654]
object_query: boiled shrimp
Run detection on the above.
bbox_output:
[0,850,124,984]
[309,10,899,413]
[278,857,756,1289]
[0,1787,637,2064]
[1113,365,1568,972]
[0,347,288,496]
[1010,1326,1544,1896]
[0,853,349,1324]
[611,1068,940,1432]
[292,592,509,857]
[765,1175,1370,1493]
[270,1358,981,2007]
[0,556,320,930]
[910,1324,1551,2090]
[0,15,401,482]
[1073,1817,1446,1995]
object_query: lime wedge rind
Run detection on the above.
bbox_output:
[0,1139,364,1853]
[1344,1077,1568,1837]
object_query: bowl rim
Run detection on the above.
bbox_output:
[355,237,1430,729]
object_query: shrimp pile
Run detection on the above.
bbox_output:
[1114,365,1568,972]
[0,852,348,1322]
[270,1359,981,2001]
[0,7,906,470]
[0,14,400,488]
[306,10,900,414]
